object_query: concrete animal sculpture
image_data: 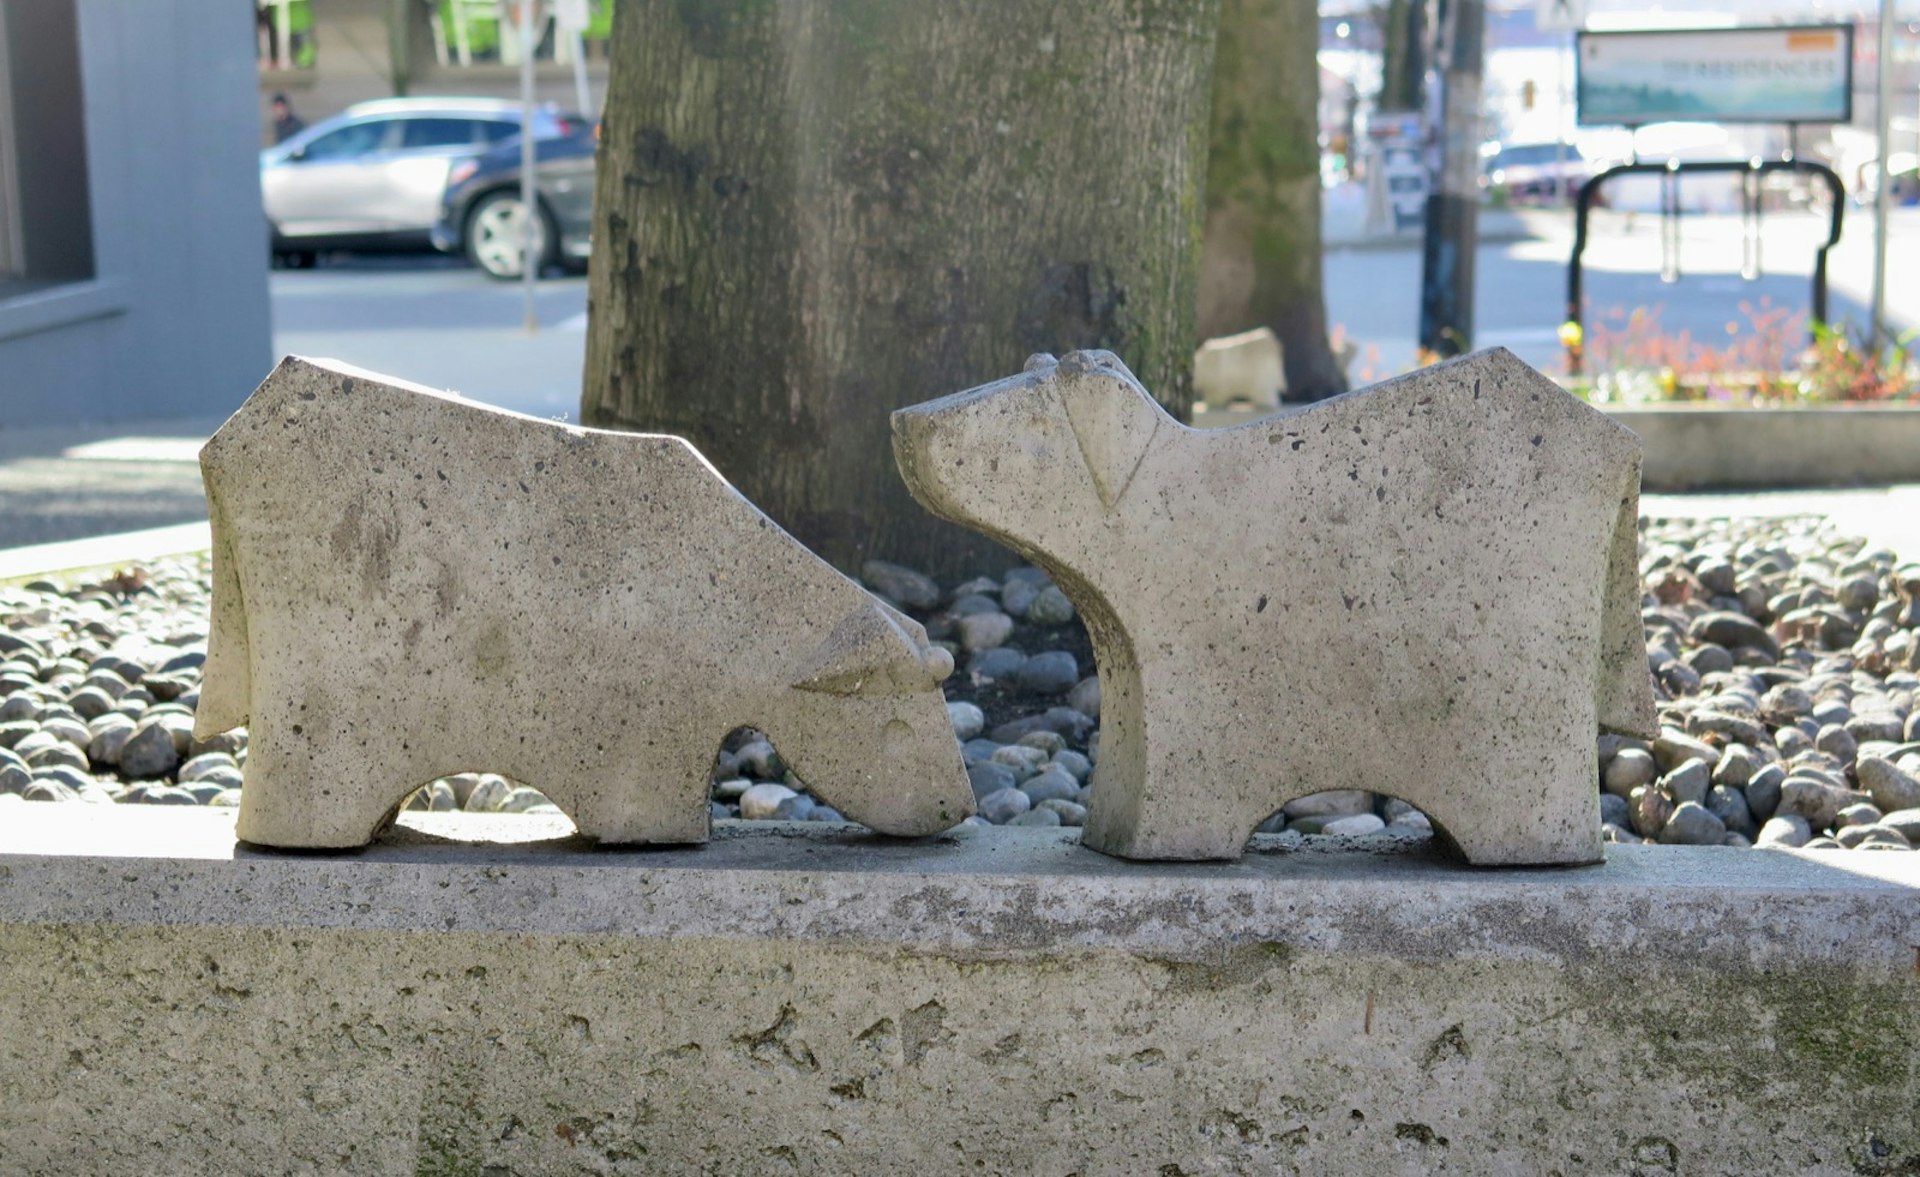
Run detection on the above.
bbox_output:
[894,347,1655,863]
[197,357,973,848]
[1192,326,1285,412]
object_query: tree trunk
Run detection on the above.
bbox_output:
[1195,0,1348,401]
[1376,0,1424,113]
[582,0,1221,580]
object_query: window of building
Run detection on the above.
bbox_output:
[257,0,316,72]
[0,0,95,298]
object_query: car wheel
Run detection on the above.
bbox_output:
[273,249,317,270]
[466,191,557,281]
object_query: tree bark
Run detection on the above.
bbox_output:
[1195,0,1348,401]
[583,0,1221,579]
[1376,0,1424,113]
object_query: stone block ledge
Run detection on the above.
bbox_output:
[2,810,1917,1175]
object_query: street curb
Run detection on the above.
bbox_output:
[1324,225,1540,253]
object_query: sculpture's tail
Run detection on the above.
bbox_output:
[193,459,251,740]
[1596,456,1657,738]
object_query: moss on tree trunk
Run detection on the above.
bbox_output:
[1196,0,1348,401]
[583,0,1222,578]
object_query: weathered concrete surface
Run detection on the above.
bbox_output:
[0,810,1915,1176]
[1193,327,1285,412]
[197,357,971,848]
[1610,405,1920,492]
[895,348,1656,863]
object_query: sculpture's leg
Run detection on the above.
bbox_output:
[1415,742,1605,867]
[235,716,419,849]
[554,738,716,846]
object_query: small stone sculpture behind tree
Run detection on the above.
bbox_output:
[894,347,1657,862]
[1198,0,1349,402]
[196,357,973,849]
[581,0,1223,580]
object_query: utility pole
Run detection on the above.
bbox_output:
[1869,0,1894,351]
[1418,0,1486,358]
[519,0,539,333]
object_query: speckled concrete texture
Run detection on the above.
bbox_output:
[895,348,1657,862]
[196,357,971,847]
[0,810,1915,1176]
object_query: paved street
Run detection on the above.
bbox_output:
[269,253,589,421]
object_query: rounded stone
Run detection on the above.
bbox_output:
[1026,585,1076,626]
[1602,748,1657,798]
[967,760,1013,798]
[946,701,985,741]
[1000,578,1041,619]
[1813,724,1858,765]
[463,775,513,812]
[989,744,1049,778]
[738,783,799,820]
[498,787,554,814]
[859,560,942,611]
[957,611,1016,653]
[117,720,181,780]
[1321,813,1387,837]
[1659,758,1711,806]
[1048,750,1093,783]
[960,738,1003,765]
[967,647,1027,681]
[1014,651,1079,695]
[1629,785,1674,840]
[1743,764,1786,820]
[771,794,817,822]
[1010,806,1062,827]
[1658,801,1727,845]
[1020,769,1079,806]
[977,787,1032,824]
[1036,798,1086,826]
[1015,730,1067,757]
[1065,675,1101,720]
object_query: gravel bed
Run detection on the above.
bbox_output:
[3,521,1916,853]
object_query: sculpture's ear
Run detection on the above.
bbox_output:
[792,601,953,696]
[1052,350,1165,511]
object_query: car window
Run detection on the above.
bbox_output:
[400,118,484,150]
[299,121,392,161]
[478,120,520,144]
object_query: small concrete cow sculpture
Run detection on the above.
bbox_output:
[197,357,973,849]
[894,348,1655,863]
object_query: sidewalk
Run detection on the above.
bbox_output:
[0,414,219,553]
[1321,180,1548,250]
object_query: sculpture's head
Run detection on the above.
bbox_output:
[765,596,973,836]
[891,350,1171,544]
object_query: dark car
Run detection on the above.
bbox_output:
[432,122,596,279]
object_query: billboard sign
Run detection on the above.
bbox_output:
[1576,25,1853,126]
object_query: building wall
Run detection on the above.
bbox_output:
[0,0,273,427]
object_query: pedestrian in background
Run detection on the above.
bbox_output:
[271,93,305,144]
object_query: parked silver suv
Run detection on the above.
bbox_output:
[261,97,574,267]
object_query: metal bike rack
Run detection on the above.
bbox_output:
[1565,158,1845,375]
